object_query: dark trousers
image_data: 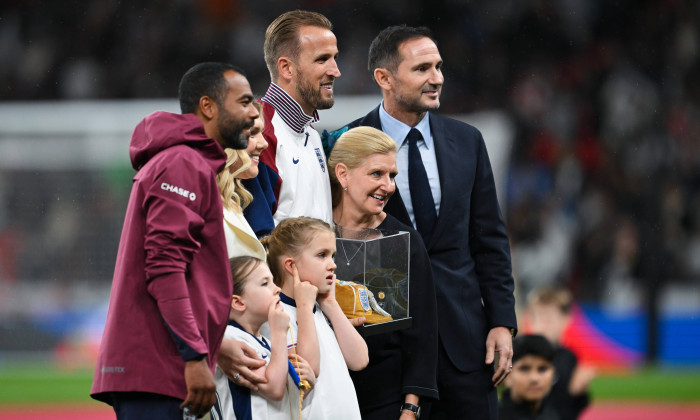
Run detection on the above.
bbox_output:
[360,400,402,420]
[429,341,498,420]
[111,392,185,420]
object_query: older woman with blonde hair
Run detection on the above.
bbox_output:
[328,126,439,420]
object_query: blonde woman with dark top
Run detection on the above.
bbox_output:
[328,126,439,420]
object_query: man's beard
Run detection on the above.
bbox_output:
[395,84,441,114]
[297,73,335,112]
[218,111,252,150]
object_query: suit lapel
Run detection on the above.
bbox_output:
[361,107,413,228]
[425,113,454,250]
[385,188,412,228]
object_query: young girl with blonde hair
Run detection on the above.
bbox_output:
[261,217,368,420]
[211,256,316,419]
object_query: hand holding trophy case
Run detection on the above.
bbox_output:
[334,226,412,336]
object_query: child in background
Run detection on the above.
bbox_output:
[211,256,316,420]
[526,287,594,420]
[499,335,559,420]
[261,217,368,420]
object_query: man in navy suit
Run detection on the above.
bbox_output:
[330,25,517,419]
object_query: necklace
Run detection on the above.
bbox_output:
[340,240,364,266]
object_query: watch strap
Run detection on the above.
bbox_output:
[400,402,421,418]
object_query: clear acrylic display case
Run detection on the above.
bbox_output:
[334,226,412,336]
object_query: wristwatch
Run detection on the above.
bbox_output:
[400,403,421,418]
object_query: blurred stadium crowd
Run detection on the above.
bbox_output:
[1,0,699,314]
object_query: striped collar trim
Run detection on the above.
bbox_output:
[260,83,319,133]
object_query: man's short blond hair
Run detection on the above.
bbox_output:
[264,10,333,81]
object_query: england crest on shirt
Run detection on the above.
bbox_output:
[315,148,326,173]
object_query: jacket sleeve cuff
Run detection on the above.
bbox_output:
[147,272,209,360]
[401,385,439,401]
[165,324,208,361]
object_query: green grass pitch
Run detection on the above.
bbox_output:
[1,363,699,406]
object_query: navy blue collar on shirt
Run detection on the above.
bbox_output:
[228,320,270,350]
[279,292,317,313]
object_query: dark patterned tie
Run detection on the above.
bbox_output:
[406,128,437,242]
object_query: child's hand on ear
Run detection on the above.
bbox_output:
[292,263,318,312]
[268,299,290,333]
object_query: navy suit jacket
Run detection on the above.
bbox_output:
[342,106,517,372]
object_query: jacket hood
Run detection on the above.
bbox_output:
[130,111,226,171]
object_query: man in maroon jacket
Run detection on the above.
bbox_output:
[91,62,259,419]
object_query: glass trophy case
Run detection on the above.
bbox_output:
[334,226,412,336]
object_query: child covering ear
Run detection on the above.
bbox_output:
[261,217,368,420]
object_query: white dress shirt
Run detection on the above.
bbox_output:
[378,103,441,229]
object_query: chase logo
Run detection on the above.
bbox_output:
[315,148,326,173]
[161,182,196,201]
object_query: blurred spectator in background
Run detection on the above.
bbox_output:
[525,286,594,419]
[499,334,559,420]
